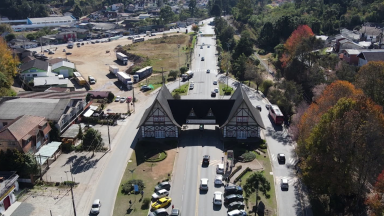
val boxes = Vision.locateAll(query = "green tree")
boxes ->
[168,70,178,79]
[107,92,115,103]
[355,61,384,107]
[160,6,175,24]
[5,33,15,42]
[0,38,19,96]
[188,0,197,17]
[180,66,188,74]
[0,24,13,34]
[0,149,38,178]
[243,172,271,205]
[192,24,199,33]
[77,124,84,140]
[73,4,83,17]
[232,30,254,59]
[231,53,247,79]
[83,128,103,156]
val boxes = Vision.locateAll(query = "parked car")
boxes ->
[207,69,210,73]
[155,182,171,191]
[213,80,217,85]
[115,96,121,102]
[152,189,169,199]
[88,76,96,84]
[148,208,169,216]
[227,209,247,216]
[202,155,210,164]
[200,178,209,190]
[90,199,101,214]
[213,191,223,205]
[216,164,224,174]
[189,83,194,89]
[48,51,55,54]
[91,41,95,44]
[120,97,126,103]
[214,88,219,93]
[151,197,172,210]
[141,85,152,91]
[225,194,244,204]
[211,91,216,97]
[170,208,180,216]
[227,201,245,211]
[224,185,243,195]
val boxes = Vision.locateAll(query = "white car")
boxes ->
[200,178,209,190]
[281,178,289,189]
[120,97,126,103]
[214,175,223,185]
[213,80,217,85]
[152,189,169,199]
[90,199,101,214]
[115,96,120,102]
[213,191,222,205]
[227,209,247,216]
[216,163,224,174]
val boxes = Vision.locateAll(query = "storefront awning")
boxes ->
[34,141,62,165]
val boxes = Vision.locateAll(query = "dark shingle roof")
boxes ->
[20,59,49,72]
[357,51,384,61]
[137,84,264,129]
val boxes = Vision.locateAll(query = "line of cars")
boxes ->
[149,182,180,216]
[200,155,247,216]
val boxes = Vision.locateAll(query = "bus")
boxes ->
[269,104,284,125]
[133,38,144,43]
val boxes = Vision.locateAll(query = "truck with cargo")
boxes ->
[109,65,119,76]
[182,70,194,81]
[133,66,153,82]
[116,52,128,65]
[116,72,133,90]
[73,72,86,85]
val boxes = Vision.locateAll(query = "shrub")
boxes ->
[121,179,145,194]
[234,167,251,183]
[242,152,256,162]
[146,151,167,162]
[62,143,74,153]
[228,165,242,179]
[75,144,83,152]
[259,144,267,149]
[141,198,151,210]
[262,80,273,95]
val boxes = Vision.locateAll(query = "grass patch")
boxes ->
[172,82,189,96]
[113,141,177,216]
[140,74,164,92]
[125,34,189,72]
[219,82,234,96]
[255,155,277,215]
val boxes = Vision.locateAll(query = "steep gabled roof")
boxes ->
[357,50,384,61]
[221,86,264,129]
[137,84,180,128]
[20,59,48,72]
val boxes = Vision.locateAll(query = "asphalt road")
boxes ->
[169,18,229,216]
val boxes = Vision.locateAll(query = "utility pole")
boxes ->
[107,121,111,150]
[177,44,180,89]
[226,42,231,88]
[69,164,77,216]
[132,86,135,111]
[161,67,164,84]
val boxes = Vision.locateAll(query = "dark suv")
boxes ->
[224,194,244,204]
[203,155,210,164]
[227,201,245,211]
[224,185,243,195]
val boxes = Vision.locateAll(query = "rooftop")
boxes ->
[0,115,46,141]
[60,124,81,138]
[0,98,70,121]
[52,61,75,70]
[28,16,75,23]
[34,76,73,87]
[20,59,49,72]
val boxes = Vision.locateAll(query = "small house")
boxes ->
[51,61,76,78]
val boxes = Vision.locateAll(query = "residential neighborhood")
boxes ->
[1,0,384,216]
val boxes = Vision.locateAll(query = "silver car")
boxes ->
[90,199,101,214]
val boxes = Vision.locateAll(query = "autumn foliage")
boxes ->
[0,37,19,96]
[365,170,384,216]
[356,61,384,107]
[280,25,314,68]
[297,80,363,146]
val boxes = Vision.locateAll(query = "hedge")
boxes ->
[121,179,145,194]
[228,165,242,180]
[141,198,151,210]
[234,167,251,183]
[146,150,167,162]
[242,152,256,162]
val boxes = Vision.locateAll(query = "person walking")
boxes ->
[172,205,174,209]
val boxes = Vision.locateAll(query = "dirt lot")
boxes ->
[46,32,185,113]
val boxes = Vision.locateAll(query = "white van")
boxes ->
[216,163,224,174]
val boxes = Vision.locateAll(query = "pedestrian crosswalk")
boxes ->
[270,154,298,166]
[274,176,298,186]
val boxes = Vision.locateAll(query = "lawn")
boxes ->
[246,154,277,216]
[172,82,189,96]
[219,82,234,96]
[113,140,177,216]
[125,34,190,72]
[138,74,165,93]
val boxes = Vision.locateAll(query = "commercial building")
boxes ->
[10,16,77,30]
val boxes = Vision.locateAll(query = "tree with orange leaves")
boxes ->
[280,25,323,68]
[366,169,384,216]
[0,37,19,96]
[297,80,363,147]
[298,95,384,214]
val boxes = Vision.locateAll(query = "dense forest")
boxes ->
[211,0,384,215]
